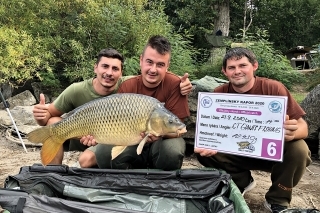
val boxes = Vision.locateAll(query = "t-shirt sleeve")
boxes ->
[53,84,77,113]
[164,80,190,121]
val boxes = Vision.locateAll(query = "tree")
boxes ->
[213,0,230,37]
[0,26,53,86]
[231,0,320,52]
[0,0,196,88]
[241,0,255,39]
[162,0,218,61]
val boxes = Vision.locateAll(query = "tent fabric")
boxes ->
[2,164,251,213]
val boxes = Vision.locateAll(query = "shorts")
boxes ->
[63,139,97,153]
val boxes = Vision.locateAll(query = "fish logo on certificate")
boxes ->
[268,101,282,113]
[201,96,213,108]
[237,141,255,152]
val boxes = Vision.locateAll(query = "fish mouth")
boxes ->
[176,125,187,136]
[164,125,187,137]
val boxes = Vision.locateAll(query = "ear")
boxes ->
[253,62,259,72]
[221,68,227,77]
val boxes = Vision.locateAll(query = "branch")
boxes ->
[243,1,247,39]
[245,1,254,32]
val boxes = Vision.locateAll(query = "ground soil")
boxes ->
[0,127,319,212]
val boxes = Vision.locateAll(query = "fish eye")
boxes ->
[169,119,173,124]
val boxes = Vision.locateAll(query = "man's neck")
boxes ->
[142,78,162,89]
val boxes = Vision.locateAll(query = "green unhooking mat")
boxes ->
[1,164,251,213]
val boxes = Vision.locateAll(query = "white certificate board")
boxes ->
[195,92,288,162]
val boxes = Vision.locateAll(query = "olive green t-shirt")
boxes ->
[54,76,130,113]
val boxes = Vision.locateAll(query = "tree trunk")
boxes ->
[210,0,230,62]
[213,0,230,36]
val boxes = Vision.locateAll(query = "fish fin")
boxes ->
[27,126,64,166]
[27,127,49,144]
[111,146,127,160]
[41,137,64,166]
[136,134,149,155]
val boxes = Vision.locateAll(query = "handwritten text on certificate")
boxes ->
[195,92,288,162]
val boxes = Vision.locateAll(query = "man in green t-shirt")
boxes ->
[33,48,192,167]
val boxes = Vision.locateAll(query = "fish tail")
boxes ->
[27,127,65,166]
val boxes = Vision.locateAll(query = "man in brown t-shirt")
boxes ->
[93,35,190,171]
[195,47,311,213]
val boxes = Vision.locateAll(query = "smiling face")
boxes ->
[140,46,170,88]
[94,56,122,91]
[222,56,258,93]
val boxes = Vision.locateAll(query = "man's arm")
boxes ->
[33,93,64,126]
[179,73,192,96]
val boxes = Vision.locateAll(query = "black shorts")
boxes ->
[63,139,89,152]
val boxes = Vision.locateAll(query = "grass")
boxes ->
[291,92,307,104]
[289,68,320,103]
[302,69,320,91]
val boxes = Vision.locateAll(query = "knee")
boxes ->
[79,150,96,168]
[284,139,311,166]
[46,117,62,125]
[164,138,185,158]
[153,138,185,170]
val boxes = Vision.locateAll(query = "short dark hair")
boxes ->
[96,48,124,70]
[222,47,257,70]
[143,35,171,56]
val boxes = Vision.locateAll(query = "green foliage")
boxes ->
[123,56,141,76]
[291,92,307,104]
[230,0,320,53]
[0,26,53,86]
[0,0,197,89]
[239,30,305,90]
[310,44,320,70]
[195,30,305,90]
[162,0,217,61]
[167,34,197,79]
[303,68,320,91]
[195,48,227,80]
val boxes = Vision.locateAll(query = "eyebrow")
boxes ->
[146,59,166,66]
[102,63,118,67]
[112,65,120,70]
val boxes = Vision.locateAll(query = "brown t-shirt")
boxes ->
[117,72,190,120]
[214,76,305,120]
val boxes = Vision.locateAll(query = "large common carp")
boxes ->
[27,93,187,166]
